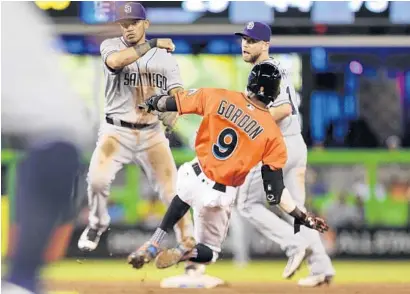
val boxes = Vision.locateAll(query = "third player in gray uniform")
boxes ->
[77,2,219,287]
[234,22,335,287]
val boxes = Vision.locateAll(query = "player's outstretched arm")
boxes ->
[154,87,184,132]
[138,94,177,112]
[269,104,292,121]
[261,165,329,234]
[106,38,176,70]
[140,88,209,116]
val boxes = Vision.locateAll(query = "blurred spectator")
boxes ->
[406,183,410,200]
[352,177,386,202]
[306,167,328,197]
[325,192,365,229]
[387,176,409,202]
[107,199,126,224]
[386,135,402,150]
[344,119,380,148]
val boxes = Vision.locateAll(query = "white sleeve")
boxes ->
[100,38,119,62]
[165,54,183,92]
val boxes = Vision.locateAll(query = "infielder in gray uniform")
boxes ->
[77,2,211,284]
[234,22,335,287]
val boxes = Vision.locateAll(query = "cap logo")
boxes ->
[247,22,254,30]
[124,4,132,13]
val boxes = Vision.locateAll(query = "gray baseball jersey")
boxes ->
[265,58,301,137]
[101,37,183,124]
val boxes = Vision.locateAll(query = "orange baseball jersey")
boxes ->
[175,88,288,187]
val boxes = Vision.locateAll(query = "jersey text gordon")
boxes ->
[217,100,264,140]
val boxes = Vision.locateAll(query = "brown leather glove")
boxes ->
[293,210,329,234]
[302,213,329,233]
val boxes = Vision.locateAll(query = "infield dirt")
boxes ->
[46,280,410,294]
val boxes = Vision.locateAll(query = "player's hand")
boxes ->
[137,101,153,113]
[138,95,160,113]
[158,112,178,133]
[299,212,329,233]
[156,38,176,52]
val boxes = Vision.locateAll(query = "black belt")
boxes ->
[192,162,226,193]
[106,117,151,130]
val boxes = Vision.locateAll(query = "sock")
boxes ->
[150,195,190,245]
[188,244,215,263]
[160,195,190,233]
[150,228,167,245]
[7,141,80,293]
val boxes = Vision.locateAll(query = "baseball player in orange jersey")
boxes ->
[77,2,212,284]
[234,22,335,286]
[127,62,329,273]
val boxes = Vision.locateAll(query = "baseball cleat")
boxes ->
[128,241,160,269]
[78,226,106,252]
[282,248,309,279]
[155,236,196,269]
[298,274,333,287]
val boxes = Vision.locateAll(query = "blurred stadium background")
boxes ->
[2,1,410,292]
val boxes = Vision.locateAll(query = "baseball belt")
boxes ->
[192,162,226,193]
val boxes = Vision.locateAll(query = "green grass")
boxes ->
[42,259,410,284]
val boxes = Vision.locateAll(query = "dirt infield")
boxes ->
[46,281,410,294]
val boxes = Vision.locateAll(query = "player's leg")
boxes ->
[156,201,229,289]
[281,136,335,285]
[151,205,228,270]
[78,124,132,251]
[134,129,195,262]
[3,141,80,294]
[127,160,197,268]
[154,171,231,288]
[236,163,309,278]
[229,208,250,267]
[281,165,335,285]
[128,159,225,288]
[187,205,231,264]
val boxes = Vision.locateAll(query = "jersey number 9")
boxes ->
[212,128,238,160]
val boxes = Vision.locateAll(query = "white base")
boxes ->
[160,274,225,289]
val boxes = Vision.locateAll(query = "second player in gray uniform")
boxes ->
[77,2,218,286]
[234,22,335,287]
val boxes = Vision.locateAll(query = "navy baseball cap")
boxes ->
[235,21,271,42]
[115,2,147,22]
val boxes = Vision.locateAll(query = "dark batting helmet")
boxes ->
[247,62,281,106]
